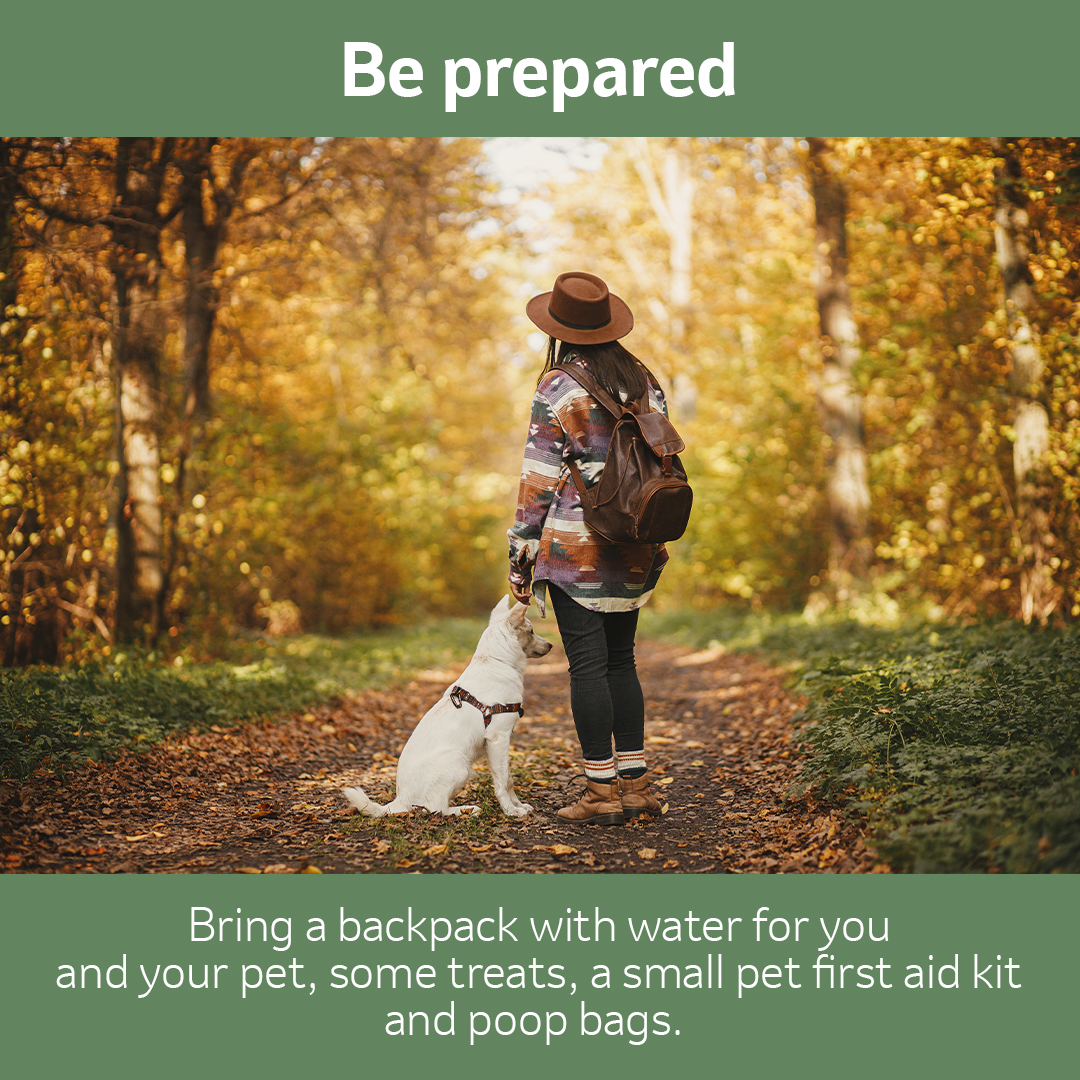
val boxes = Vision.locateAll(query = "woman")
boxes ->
[507,271,668,826]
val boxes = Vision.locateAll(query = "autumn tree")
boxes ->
[157,138,316,630]
[157,137,516,634]
[990,138,1056,623]
[0,138,43,662]
[1,138,517,660]
[107,138,176,640]
[805,137,872,588]
[0,139,116,661]
[627,137,696,416]
[834,137,1080,623]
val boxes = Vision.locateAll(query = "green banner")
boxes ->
[4,0,1078,133]
[3,875,1076,1075]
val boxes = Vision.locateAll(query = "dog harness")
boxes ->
[449,685,524,727]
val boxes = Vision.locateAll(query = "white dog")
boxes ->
[343,596,552,818]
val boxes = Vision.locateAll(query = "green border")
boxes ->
[3,875,1076,1075]
[5,1,1079,1074]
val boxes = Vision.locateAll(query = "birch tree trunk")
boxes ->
[806,137,871,586]
[990,138,1056,624]
[629,136,696,418]
[111,137,172,641]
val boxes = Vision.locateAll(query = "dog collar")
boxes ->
[449,685,524,727]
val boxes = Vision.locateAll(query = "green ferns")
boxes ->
[642,608,1080,873]
[0,617,486,780]
[792,624,1080,873]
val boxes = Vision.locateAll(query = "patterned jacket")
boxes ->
[507,359,668,617]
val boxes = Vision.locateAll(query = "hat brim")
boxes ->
[526,290,635,344]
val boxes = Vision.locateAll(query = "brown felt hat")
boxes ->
[526,271,634,344]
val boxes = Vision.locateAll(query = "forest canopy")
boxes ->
[2,136,1078,665]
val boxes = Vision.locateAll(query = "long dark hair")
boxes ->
[538,337,651,403]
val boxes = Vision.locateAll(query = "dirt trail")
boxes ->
[1,640,877,874]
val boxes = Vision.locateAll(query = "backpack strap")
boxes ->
[566,458,590,498]
[560,362,685,485]
[559,361,644,419]
[560,362,633,499]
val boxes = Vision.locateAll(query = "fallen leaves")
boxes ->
[1,640,877,876]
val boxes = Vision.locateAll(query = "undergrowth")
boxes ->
[8,600,1078,875]
[643,607,1080,873]
[0,617,486,780]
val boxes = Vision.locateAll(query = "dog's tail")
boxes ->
[342,786,389,817]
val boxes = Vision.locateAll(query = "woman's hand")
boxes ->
[509,580,532,605]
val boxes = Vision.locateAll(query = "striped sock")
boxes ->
[583,756,616,782]
[616,748,647,779]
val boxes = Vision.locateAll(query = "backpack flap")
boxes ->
[635,411,685,462]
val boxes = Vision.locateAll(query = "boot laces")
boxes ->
[563,772,588,795]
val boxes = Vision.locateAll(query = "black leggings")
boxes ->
[547,583,645,765]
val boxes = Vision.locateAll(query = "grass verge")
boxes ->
[642,607,1080,873]
[0,617,487,781]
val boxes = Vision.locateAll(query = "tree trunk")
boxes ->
[629,136,697,418]
[1,140,56,664]
[157,138,244,629]
[111,137,172,642]
[178,138,225,424]
[990,138,1056,624]
[0,139,19,318]
[806,137,871,586]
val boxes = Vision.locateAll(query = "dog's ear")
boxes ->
[507,601,527,625]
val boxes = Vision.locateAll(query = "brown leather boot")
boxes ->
[557,778,624,826]
[620,773,663,821]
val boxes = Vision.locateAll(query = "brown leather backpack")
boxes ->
[560,362,693,545]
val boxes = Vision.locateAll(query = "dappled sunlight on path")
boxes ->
[2,641,878,874]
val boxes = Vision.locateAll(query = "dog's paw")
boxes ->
[505,803,532,817]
